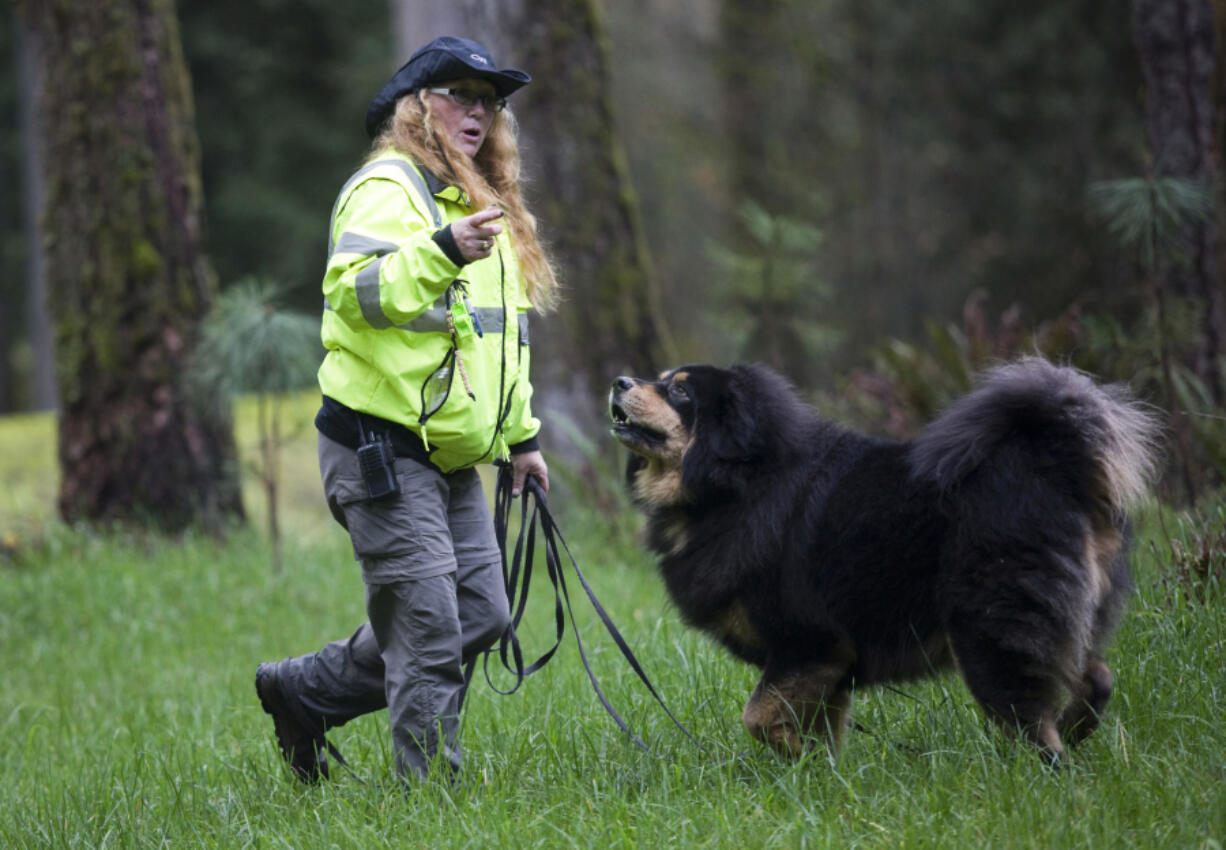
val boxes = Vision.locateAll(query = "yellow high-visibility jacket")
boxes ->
[318,152,539,472]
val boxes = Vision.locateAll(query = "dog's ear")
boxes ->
[681,364,782,497]
[706,366,775,459]
[682,363,814,499]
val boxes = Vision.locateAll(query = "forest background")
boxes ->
[1,0,1225,517]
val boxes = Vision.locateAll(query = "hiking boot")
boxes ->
[255,662,331,783]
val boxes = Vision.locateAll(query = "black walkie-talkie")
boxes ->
[357,426,400,502]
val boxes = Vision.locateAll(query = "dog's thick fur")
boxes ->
[609,358,1160,763]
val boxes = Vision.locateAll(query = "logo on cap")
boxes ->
[470,53,489,65]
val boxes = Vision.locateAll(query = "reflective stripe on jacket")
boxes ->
[318,152,538,472]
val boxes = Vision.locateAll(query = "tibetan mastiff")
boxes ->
[609,358,1160,764]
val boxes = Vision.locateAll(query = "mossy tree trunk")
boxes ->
[15,0,244,531]
[1136,0,1226,402]
[487,0,675,398]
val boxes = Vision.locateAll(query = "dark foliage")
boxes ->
[176,0,391,314]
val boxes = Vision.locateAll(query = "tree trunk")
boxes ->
[15,0,244,531]
[16,17,57,412]
[389,0,467,60]
[1135,0,1226,400]
[442,0,676,445]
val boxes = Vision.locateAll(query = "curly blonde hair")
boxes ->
[371,92,559,313]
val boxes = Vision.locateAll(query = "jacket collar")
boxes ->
[421,166,447,195]
[420,166,468,206]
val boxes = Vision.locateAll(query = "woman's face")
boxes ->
[425,78,500,159]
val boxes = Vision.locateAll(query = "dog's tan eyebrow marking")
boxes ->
[657,369,672,381]
[672,371,690,383]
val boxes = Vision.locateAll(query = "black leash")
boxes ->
[475,465,704,752]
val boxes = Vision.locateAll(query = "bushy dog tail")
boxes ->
[908,357,1162,513]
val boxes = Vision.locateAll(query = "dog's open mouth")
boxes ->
[610,399,667,446]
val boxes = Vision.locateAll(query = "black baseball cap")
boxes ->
[365,36,531,138]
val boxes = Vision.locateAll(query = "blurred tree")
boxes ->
[1,8,54,414]
[14,16,55,412]
[175,0,389,315]
[603,0,725,361]
[390,0,466,57]
[1089,175,1220,499]
[1134,0,1225,402]
[15,0,244,530]
[462,0,676,431]
[718,0,831,224]
[716,0,844,380]
[0,11,19,411]
[706,201,842,372]
[737,0,1144,377]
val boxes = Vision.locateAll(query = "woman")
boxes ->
[255,36,558,784]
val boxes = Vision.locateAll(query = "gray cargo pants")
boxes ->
[274,434,511,781]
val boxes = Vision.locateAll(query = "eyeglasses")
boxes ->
[426,87,507,113]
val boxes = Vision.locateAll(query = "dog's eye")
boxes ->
[669,383,690,402]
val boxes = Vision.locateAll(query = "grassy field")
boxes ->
[1,402,1224,848]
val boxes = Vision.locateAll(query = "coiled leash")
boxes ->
[473,465,703,752]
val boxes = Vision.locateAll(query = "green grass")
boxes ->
[1,404,1224,848]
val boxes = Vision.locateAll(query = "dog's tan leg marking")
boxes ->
[1028,714,1065,765]
[742,666,851,759]
[974,699,1065,765]
[1057,655,1113,746]
[949,643,1070,766]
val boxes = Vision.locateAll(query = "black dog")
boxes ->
[609,358,1160,763]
